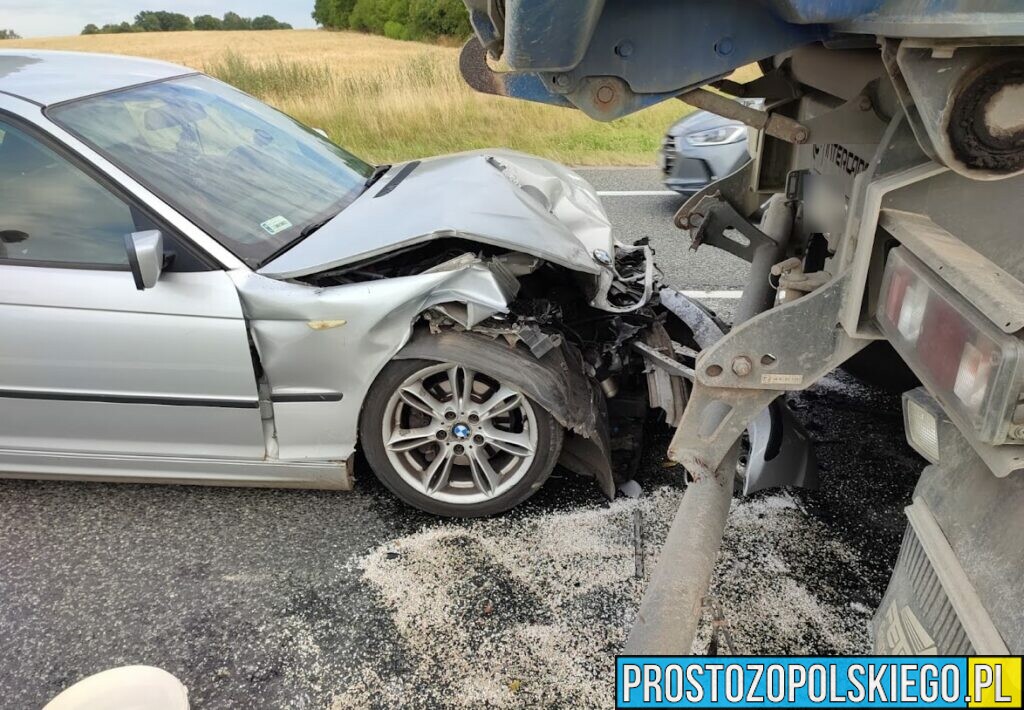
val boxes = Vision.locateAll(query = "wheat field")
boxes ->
[5,29,750,165]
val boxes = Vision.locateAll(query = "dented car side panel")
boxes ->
[229,260,518,460]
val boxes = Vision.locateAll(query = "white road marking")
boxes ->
[679,289,743,299]
[596,190,678,196]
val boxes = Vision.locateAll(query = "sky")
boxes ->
[3,1,317,38]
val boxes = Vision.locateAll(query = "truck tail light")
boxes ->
[876,248,1024,444]
[896,277,927,342]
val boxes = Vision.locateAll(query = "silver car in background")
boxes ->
[659,107,755,195]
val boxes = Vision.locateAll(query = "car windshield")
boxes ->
[50,75,373,266]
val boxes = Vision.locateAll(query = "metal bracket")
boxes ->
[713,66,801,101]
[463,0,506,58]
[674,159,761,228]
[679,88,810,144]
[669,385,780,480]
[695,274,856,390]
[459,38,574,109]
[682,81,885,147]
[667,275,868,477]
[800,90,888,145]
[678,196,780,263]
[461,0,824,121]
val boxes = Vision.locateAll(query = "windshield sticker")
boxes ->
[260,215,293,235]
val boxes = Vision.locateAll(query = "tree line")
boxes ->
[312,0,471,42]
[0,29,21,39]
[81,10,292,35]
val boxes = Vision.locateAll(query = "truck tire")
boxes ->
[842,340,920,393]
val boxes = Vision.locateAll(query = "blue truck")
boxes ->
[460,0,1024,655]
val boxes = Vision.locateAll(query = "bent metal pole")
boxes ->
[625,195,794,653]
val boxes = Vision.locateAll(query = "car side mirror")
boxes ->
[125,230,164,290]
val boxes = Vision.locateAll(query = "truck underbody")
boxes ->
[459,0,1024,654]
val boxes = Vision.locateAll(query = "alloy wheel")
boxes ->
[381,363,539,504]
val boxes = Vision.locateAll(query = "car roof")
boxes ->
[0,50,192,107]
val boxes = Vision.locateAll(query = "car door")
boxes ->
[0,114,266,460]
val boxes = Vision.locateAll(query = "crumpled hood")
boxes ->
[259,149,613,279]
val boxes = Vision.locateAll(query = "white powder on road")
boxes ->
[332,486,681,707]
[693,492,873,655]
[331,483,874,707]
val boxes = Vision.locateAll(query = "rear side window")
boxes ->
[0,118,137,266]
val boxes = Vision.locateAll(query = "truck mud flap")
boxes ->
[745,399,818,495]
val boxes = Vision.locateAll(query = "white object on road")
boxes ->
[679,289,742,299]
[596,190,678,196]
[44,666,188,710]
[618,479,644,498]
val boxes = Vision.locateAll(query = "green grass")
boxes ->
[205,50,334,99]
[207,49,694,165]
[9,30,749,165]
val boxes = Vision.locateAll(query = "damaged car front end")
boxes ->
[255,148,812,514]
[252,148,689,511]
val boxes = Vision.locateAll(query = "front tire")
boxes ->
[360,358,564,517]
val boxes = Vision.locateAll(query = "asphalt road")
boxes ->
[0,169,921,708]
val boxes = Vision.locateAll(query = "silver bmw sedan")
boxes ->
[0,50,801,516]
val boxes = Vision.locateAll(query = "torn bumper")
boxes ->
[590,243,656,313]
